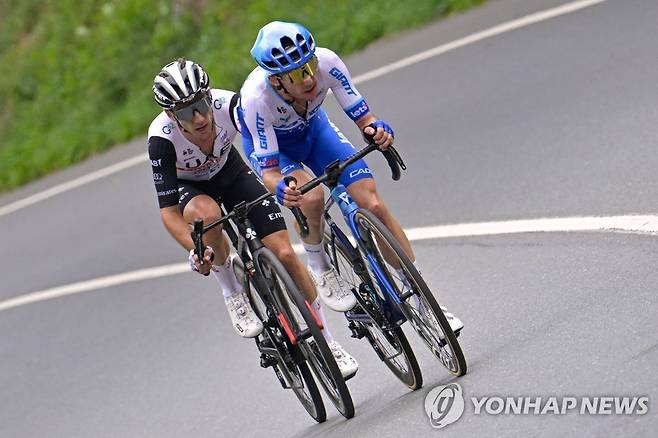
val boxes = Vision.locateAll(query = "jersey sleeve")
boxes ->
[229,92,240,132]
[147,136,180,208]
[320,48,371,122]
[240,94,281,170]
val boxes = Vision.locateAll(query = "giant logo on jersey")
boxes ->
[329,67,357,96]
[256,113,268,149]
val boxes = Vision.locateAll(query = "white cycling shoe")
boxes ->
[413,295,464,334]
[439,304,464,334]
[328,340,359,379]
[224,290,263,338]
[308,267,357,312]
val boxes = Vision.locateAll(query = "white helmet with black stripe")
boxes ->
[153,58,209,109]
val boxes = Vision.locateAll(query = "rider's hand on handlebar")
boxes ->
[363,120,394,150]
[276,178,302,208]
[189,246,214,276]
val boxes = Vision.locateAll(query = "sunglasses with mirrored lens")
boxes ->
[283,56,319,85]
[173,95,212,121]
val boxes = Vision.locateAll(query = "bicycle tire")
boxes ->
[254,250,355,419]
[324,230,422,390]
[354,209,467,377]
[233,256,327,422]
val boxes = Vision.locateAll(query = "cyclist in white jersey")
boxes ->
[239,22,463,333]
[148,58,358,377]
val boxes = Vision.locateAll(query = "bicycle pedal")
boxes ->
[347,321,367,339]
[260,354,277,369]
[345,306,367,318]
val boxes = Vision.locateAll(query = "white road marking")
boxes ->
[1,214,656,312]
[0,0,608,218]
[351,0,608,85]
[0,154,149,217]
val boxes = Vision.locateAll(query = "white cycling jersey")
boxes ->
[147,89,239,182]
[239,47,369,161]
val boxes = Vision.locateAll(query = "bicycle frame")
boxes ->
[324,184,407,329]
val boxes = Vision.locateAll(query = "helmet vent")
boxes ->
[296,33,310,56]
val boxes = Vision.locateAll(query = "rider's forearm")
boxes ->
[355,113,377,131]
[160,206,195,251]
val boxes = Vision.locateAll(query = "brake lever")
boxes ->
[382,145,406,181]
[283,176,309,238]
[192,219,210,276]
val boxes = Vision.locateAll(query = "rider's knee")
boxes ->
[362,195,388,219]
[273,243,296,266]
[184,199,221,226]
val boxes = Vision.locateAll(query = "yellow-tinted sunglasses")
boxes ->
[282,56,319,84]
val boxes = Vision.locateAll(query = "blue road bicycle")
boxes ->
[294,142,467,389]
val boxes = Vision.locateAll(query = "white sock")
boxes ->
[211,256,242,298]
[312,297,334,343]
[303,241,331,273]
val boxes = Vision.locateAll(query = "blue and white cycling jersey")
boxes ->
[239,47,371,174]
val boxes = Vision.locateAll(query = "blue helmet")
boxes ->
[251,21,316,74]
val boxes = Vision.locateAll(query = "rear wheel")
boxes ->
[324,229,422,390]
[255,250,355,419]
[354,210,467,377]
[233,256,327,422]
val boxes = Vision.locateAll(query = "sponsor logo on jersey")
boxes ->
[281,164,299,174]
[347,99,369,121]
[157,188,177,196]
[214,96,226,110]
[152,172,163,181]
[349,168,372,178]
[329,67,357,96]
[151,159,162,167]
[276,106,287,114]
[162,123,173,135]
[184,158,203,168]
[256,113,268,149]
[258,155,279,168]
[268,212,283,221]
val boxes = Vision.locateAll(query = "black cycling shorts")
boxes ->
[177,148,286,239]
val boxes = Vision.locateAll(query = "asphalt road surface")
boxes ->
[1,0,657,436]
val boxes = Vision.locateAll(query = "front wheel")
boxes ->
[255,250,355,419]
[233,256,327,422]
[354,209,467,377]
[324,229,422,390]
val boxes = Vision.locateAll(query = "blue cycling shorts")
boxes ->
[240,108,373,187]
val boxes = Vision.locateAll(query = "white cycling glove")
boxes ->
[189,246,214,275]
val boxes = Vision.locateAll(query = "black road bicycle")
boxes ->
[191,193,354,422]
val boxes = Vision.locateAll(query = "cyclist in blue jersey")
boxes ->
[239,21,463,333]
